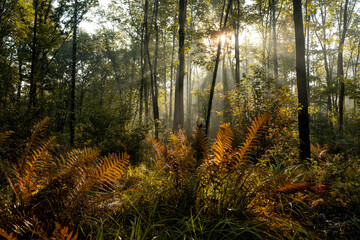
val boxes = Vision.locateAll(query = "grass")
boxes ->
[1,117,360,239]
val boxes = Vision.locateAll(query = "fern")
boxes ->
[0,228,18,240]
[93,152,130,189]
[0,118,131,237]
[51,222,78,240]
[235,113,270,165]
[20,116,51,169]
[148,130,196,187]
[210,123,234,166]
[0,130,14,145]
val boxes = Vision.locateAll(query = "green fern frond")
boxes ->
[235,113,270,165]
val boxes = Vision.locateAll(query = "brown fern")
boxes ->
[235,113,270,165]
[20,117,51,168]
[1,118,131,236]
[93,152,130,189]
[149,131,196,186]
[210,123,234,166]
[51,222,78,240]
[0,130,14,145]
[0,228,18,240]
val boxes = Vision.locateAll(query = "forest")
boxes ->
[0,0,360,239]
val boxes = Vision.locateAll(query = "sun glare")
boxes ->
[220,34,226,44]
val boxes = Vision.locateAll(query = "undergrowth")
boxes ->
[0,116,359,239]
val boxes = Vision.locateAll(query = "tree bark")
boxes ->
[29,0,39,109]
[173,0,187,132]
[70,0,78,147]
[271,0,279,86]
[234,0,240,85]
[148,0,160,140]
[205,0,233,136]
[169,28,176,126]
[292,0,310,161]
[338,0,349,132]
[163,31,168,124]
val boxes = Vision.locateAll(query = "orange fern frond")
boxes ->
[58,148,101,170]
[0,228,18,240]
[20,117,51,167]
[94,152,130,188]
[235,113,270,165]
[51,222,78,240]
[147,136,168,162]
[210,123,234,165]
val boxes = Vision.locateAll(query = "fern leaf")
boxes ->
[148,136,168,161]
[235,113,269,165]
[0,228,18,240]
[93,152,130,189]
[20,117,51,167]
[0,130,14,145]
[52,222,78,240]
[210,123,234,165]
[195,125,209,161]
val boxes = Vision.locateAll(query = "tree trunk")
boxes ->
[292,0,310,161]
[234,0,240,85]
[144,0,149,121]
[17,55,23,100]
[305,0,310,82]
[70,0,78,147]
[149,0,160,140]
[205,0,233,136]
[29,0,39,109]
[169,28,176,126]
[338,0,349,132]
[271,0,279,86]
[163,31,168,124]
[139,12,145,124]
[173,0,187,132]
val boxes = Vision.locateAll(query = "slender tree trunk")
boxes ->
[186,60,192,130]
[338,0,349,132]
[163,32,168,124]
[144,0,149,121]
[139,15,145,124]
[234,0,240,85]
[186,5,194,131]
[271,0,279,86]
[169,28,176,125]
[173,0,187,132]
[17,56,23,100]
[205,0,233,135]
[29,0,39,109]
[292,0,310,161]
[70,0,78,147]
[305,0,310,82]
[148,0,160,140]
